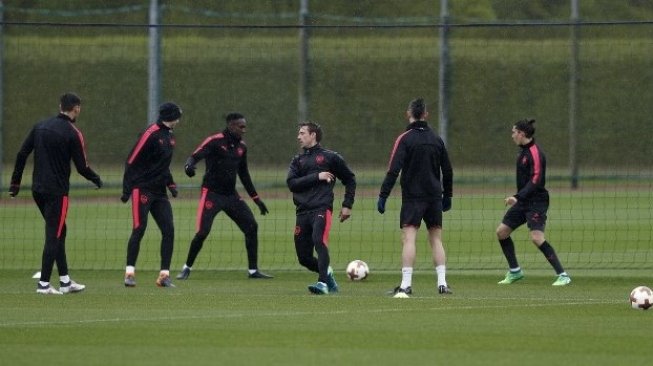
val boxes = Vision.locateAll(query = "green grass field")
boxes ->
[1,269,651,366]
[2,169,652,365]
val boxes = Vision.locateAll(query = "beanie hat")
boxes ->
[158,102,182,122]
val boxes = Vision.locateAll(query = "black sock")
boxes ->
[499,237,519,269]
[538,241,565,274]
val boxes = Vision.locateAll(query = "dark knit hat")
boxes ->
[158,102,182,122]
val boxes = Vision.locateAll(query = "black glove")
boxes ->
[377,196,387,214]
[442,196,452,212]
[120,192,130,203]
[91,176,103,189]
[9,184,20,197]
[254,198,269,215]
[168,185,178,198]
[184,157,196,177]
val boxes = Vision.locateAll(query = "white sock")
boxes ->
[59,275,70,284]
[39,281,49,287]
[248,269,257,274]
[435,265,446,287]
[510,267,521,273]
[160,270,170,276]
[400,267,413,289]
[126,266,135,274]
[183,264,191,270]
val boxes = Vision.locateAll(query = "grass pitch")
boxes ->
[1,269,651,366]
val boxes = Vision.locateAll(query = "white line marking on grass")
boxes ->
[0,298,623,328]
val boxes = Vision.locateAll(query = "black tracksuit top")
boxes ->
[287,144,356,214]
[11,113,100,195]
[514,139,548,202]
[380,120,453,202]
[189,128,258,197]
[122,121,176,196]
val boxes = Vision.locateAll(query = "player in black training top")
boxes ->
[496,118,571,286]
[10,92,103,295]
[287,122,356,295]
[176,112,272,280]
[121,102,181,288]
[377,98,453,298]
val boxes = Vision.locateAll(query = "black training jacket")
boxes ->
[11,113,100,195]
[380,120,453,202]
[287,144,356,214]
[122,121,176,196]
[514,139,548,202]
[188,129,259,197]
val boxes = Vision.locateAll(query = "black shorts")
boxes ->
[400,200,442,229]
[502,200,548,231]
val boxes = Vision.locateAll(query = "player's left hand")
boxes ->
[339,207,351,222]
[254,198,269,215]
[168,184,178,198]
[91,176,103,189]
[442,196,452,212]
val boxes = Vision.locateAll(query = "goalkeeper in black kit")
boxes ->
[176,112,273,280]
[9,92,102,295]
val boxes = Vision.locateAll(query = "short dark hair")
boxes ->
[60,93,81,112]
[514,118,536,138]
[226,112,245,124]
[299,121,322,142]
[408,98,426,119]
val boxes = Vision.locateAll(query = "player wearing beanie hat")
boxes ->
[158,102,182,122]
[120,101,182,288]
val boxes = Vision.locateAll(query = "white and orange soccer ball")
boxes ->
[629,286,653,310]
[346,260,369,281]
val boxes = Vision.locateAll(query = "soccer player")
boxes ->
[176,112,272,280]
[378,98,453,298]
[496,118,571,286]
[9,92,103,295]
[287,122,356,295]
[121,102,181,288]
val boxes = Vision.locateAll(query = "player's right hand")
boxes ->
[377,196,386,214]
[120,192,130,203]
[8,184,19,197]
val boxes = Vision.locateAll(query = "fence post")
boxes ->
[0,0,4,188]
[569,0,580,188]
[148,0,161,125]
[298,0,310,123]
[438,0,451,145]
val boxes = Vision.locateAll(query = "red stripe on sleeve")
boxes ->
[529,145,542,184]
[386,130,410,171]
[70,124,89,167]
[127,124,160,164]
[192,133,224,155]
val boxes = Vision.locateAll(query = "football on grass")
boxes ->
[346,260,369,281]
[629,286,653,310]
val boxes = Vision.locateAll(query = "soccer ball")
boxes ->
[629,286,653,310]
[346,260,369,281]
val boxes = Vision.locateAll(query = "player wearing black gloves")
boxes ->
[121,102,181,288]
[9,93,102,295]
[378,98,453,298]
[176,112,273,280]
